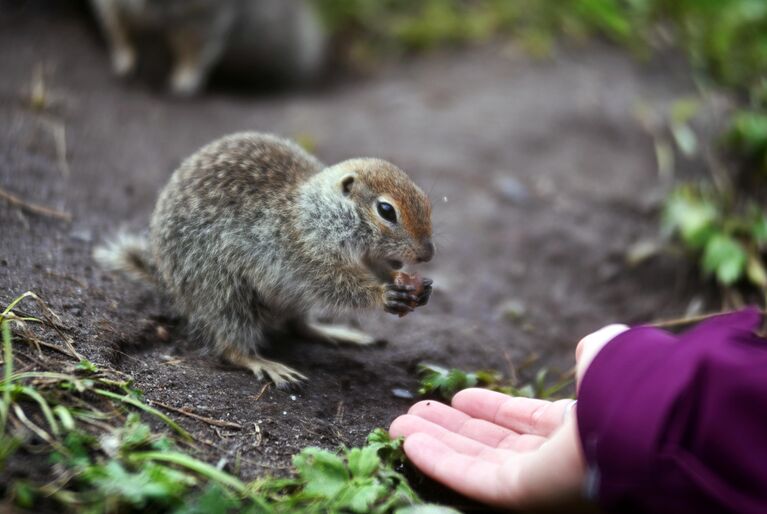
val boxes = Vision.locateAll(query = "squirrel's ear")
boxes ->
[341,174,355,196]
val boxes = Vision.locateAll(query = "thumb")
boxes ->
[575,324,629,387]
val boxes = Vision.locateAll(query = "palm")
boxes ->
[389,388,585,509]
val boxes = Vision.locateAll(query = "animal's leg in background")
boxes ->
[90,0,136,76]
[167,14,231,96]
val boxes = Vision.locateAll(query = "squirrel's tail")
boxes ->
[93,232,158,284]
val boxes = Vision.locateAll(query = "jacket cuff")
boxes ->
[576,309,761,508]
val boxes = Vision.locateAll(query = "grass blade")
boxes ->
[1,319,13,433]
[19,386,59,435]
[128,451,247,494]
[93,389,192,441]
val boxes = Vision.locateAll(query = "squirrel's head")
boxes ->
[328,158,433,276]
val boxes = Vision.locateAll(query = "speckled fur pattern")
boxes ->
[140,132,432,363]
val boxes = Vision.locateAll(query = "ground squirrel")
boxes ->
[95,132,434,386]
[89,0,325,95]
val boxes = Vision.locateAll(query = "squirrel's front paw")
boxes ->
[385,274,433,317]
[384,282,419,316]
[416,278,433,307]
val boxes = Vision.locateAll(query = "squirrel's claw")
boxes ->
[385,302,414,315]
[415,281,433,307]
[384,284,416,315]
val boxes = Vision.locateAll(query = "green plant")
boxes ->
[417,363,572,402]
[725,110,767,175]
[0,292,456,513]
[663,185,767,290]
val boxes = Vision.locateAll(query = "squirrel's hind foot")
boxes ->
[224,348,306,388]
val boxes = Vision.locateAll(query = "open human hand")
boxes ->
[389,324,629,510]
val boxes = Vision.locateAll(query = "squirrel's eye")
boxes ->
[376,201,397,224]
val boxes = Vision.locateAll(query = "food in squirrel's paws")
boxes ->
[392,271,425,317]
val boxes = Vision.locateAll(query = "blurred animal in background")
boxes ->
[89,0,326,95]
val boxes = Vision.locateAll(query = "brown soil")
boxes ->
[1,3,703,510]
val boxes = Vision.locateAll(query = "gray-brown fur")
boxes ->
[90,0,325,95]
[96,132,433,385]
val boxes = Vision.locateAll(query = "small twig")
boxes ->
[649,309,767,329]
[46,118,70,178]
[148,400,242,429]
[252,382,270,402]
[251,422,262,448]
[2,313,78,360]
[0,187,71,221]
[39,468,80,498]
[334,401,344,424]
[11,306,72,333]
[13,404,58,448]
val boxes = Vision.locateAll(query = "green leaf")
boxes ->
[702,234,748,285]
[672,122,698,157]
[118,414,153,450]
[751,214,767,244]
[76,359,99,373]
[12,481,36,509]
[342,481,386,513]
[417,363,478,400]
[85,460,193,508]
[366,428,392,446]
[725,111,767,166]
[663,189,718,249]
[173,484,242,514]
[53,405,76,432]
[128,451,246,494]
[347,446,380,478]
[395,505,464,514]
[293,447,349,498]
[747,254,767,288]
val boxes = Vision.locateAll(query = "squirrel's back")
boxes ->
[149,133,323,300]
[95,133,323,288]
[154,132,322,220]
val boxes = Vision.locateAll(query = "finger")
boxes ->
[452,388,573,437]
[408,400,545,450]
[403,433,518,507]
[575,324,629,385]
[390,414,513,463]
[403,400,549,451]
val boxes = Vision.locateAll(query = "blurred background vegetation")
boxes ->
[313,0,767,304]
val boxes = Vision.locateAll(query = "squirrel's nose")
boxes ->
[416,239,434,263]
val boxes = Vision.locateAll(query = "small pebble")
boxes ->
[494,175,530,205]
[391,388,414,399]
[69,226,93,243]
[290,395,297,401]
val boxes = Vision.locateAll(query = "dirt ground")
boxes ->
[1,3,704,509]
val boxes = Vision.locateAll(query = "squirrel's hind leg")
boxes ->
[295,321,377,346]
[223,346,306,388]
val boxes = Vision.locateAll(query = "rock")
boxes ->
[494,175,530,205]
[391,388,414,399]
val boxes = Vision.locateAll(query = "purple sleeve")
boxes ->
[577,308,767,514]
